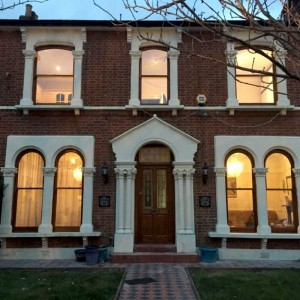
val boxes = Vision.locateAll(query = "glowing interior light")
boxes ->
[73,168,82,181]
[55,65,61,71]
[227,158,243,177]
[70,158,76,165]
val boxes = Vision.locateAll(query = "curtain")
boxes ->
[15,152,44,228]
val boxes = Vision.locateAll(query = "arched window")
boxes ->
[140,48,169,105]
[35,47,74,104]
[53,151,83,232]
[226,151,257,232]
[265,151,298,233]
[13,151,44,232]
[236,49,276,104]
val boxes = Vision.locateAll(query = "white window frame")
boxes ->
[225,31,291,113]
[127,27,182,108]
[213,136,300,238]
[0,135,95,235]
[18,27,86,113]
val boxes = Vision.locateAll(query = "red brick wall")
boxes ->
[0,30,24,106]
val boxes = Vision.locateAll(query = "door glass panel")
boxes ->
[143,170,152,208]
[157,170,167,209]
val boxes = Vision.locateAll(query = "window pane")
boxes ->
[141,77,168,104]
[143,170,153,208]
[265,153,296,232]
[55,189,82,227]
[227,153,252,188]
[227,190,255,230]
[236,76,274,104]
[236,49,273,75]
[36,76,73,104]
[15,151,44,230]
[15,190,43,227]
[157,170,166,209]
[226,152,255,231]
[37,49,73,75]
[18,152,44,188]
[236,49,274,104]
[142,49,167,76]
[54,151,83,231]
[36,49,73,104]
[57,152,83,188]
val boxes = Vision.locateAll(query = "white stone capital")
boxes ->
[1,168,18,177]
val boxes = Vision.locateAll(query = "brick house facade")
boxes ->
[0,18,299,261]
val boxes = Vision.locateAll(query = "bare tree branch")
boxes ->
[0,0,48,11]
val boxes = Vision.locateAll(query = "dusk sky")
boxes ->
[0,0,282,20]
[0,0,134,20]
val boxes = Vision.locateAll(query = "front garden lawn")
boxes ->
[0,269,124,300]
[188,268,300,300]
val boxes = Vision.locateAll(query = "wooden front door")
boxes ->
[135,158,175,244]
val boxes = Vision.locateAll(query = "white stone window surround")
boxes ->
[110,115,199,253]
[0,135,96,235]
[127,27,182,108]
[225,30,292,113]
[18,27,86,111]
[212,136,300,238]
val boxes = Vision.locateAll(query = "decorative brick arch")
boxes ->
[110,115,199,253]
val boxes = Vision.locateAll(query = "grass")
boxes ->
[189,268,300,300]
[0,269,124,300]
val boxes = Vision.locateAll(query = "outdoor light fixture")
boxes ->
[101,163,109,184]
[202,162,209,185]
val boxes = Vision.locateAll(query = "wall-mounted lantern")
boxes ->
[202,162,209,185]
[101,163,109,184]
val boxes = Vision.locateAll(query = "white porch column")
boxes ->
[168,50,180,105]
[72,50,84,107]
[225,43,239,107]
[129,50,142,106]
[292,168,300,233]
[253,168,271,234]
[20,50,36,106]
[125,168,137,231]
[0,168,17,233]
[38,167,56,233]
[173,165,196,253]
[214,168,230,233]
[114,164,136,253]
[80,167,96,233]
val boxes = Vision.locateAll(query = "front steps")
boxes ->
[111,244,199,263]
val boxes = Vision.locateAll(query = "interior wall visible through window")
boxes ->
[236,49,275,104]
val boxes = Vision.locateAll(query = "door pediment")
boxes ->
[110,115,199,162]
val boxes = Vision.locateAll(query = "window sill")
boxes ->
[226,104,295,116]
[125,104,184,116]
[15,104,84,116]
[0,232,101,238]
[209,232,300,239]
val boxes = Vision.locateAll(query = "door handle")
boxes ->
[151,208,159,213]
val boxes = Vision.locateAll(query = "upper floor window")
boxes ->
[35,48,74,105]
[13,151,44,232]
[140,49,169,105]
[265,151,298,233]
[236,49,275,104]
[226,151,257,232]
[53,150,83,232]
